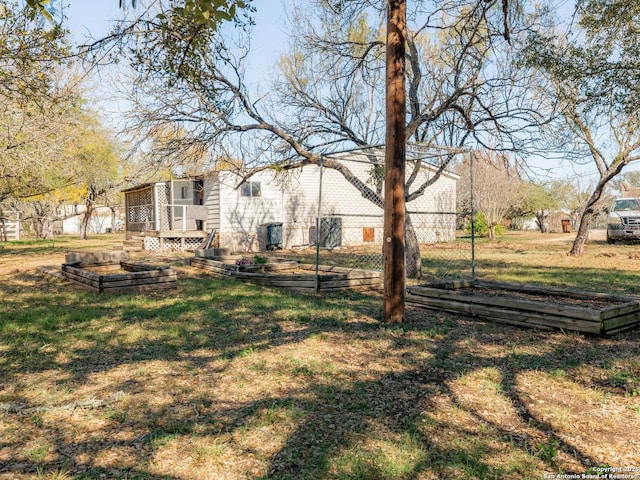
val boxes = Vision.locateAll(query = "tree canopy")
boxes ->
[0,1,76,202]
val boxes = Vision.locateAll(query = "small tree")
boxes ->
[515,181,564,233]
[64,113,123,240]
[458,151,526,241]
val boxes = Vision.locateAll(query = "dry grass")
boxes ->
[0,232,639,479]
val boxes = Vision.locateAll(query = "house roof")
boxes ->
[121,182,158,194]
[325,146,460,181]
[121,176,203,194]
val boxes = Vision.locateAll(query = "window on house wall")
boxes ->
[241,181,261,197]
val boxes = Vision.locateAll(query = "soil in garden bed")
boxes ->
[81,265,131,274]
[456,285,629,309]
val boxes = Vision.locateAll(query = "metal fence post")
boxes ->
[470,152,476,281]
[315,155,324,293]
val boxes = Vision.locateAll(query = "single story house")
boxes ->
[122,156,459,252]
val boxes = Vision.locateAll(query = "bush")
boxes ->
[466,212,504,238]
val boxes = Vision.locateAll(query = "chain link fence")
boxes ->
[293,145,473,283]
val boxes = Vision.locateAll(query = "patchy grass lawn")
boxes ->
[0,232,639,479]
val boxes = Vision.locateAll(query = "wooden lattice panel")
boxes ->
[144,237,161,251]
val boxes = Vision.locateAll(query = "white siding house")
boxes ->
[123,157,458,252]
[60,206,122,235]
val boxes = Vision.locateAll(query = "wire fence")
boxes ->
[293,145,473,283]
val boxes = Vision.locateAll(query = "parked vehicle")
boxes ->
[606,197,640,244]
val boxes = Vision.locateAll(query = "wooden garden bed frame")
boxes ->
[407,279,640,335]
[190,257,382,292]
[62,260,177,293]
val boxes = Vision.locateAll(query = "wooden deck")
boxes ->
[407,279,640,335]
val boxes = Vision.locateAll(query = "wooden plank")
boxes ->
[192,264,228,274]
[406,293,602,334]
[100,275,178,288]
[599,301,640,320]
[298,264,350,273]
[230,272,319,282]
[192,258,239,271]
[248,279,317,288]
[319,278,382,289]
[101,282,177,293]
[426,280,474,290]
[190,260,235,275]
[263,261,299,272]
[65,251,125,264]
[190,263,232,278]
[121,261,172,272]
[64,278,100,292]
[297,263,375,274]
[238,265,295,273]
[81,263,122,273]
[408,286,602,321]
[95,269,176,282]
[601,311,640,334]
[63,263,177,292]
[297,264,381,279]
[602,319,640,335]
[62,266,100,282]
[61,271,101,289]
[344,271,382,280]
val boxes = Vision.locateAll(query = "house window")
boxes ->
[241,181,261,197]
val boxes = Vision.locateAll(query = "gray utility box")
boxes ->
[262,222,283,250]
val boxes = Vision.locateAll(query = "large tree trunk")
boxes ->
[568,209,595,256]
[383,0,407,323]
[405,214,422,279]
[568,186,604,256]
[568,155,627,256]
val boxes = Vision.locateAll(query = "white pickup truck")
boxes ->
[606,197,640,244]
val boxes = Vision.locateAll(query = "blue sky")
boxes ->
[62,1,287,116]
[63,1,287,69]
[63,1,125,40]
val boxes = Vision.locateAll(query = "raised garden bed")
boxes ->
[190,257,381,292]
[407,279,640,335]
[61,251,176,293]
